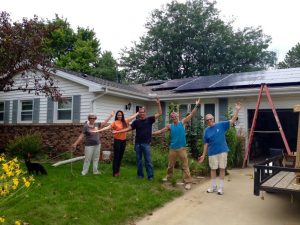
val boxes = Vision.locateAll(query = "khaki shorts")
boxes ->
[208,152,228,170]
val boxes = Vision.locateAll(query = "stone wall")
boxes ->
[0,124,123,158]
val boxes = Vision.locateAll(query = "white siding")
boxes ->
[93,95,146,123]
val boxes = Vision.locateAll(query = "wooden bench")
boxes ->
[254,155,300,196]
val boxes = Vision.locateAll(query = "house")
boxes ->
[1,67,300,161]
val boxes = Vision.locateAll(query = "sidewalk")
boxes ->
[136,168,300,225]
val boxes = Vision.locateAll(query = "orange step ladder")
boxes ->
[243,84,292,168]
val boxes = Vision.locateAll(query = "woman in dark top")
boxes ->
[72,112,114,175]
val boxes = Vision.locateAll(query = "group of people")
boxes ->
[72,96,241,194]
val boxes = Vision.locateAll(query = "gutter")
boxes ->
[90,87,108,112]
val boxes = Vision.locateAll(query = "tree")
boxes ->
[46,16,119,81]
[120,0,276,83]
[278,43,300,68]
[0,12,61,98]
[92,51,118,81]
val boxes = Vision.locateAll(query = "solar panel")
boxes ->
[174,68,300,92]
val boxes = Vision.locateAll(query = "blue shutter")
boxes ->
[72,95,81,123]
[219,98,228,121]
[47,98,54,123]
[4,100,10,124]
[33,98,40,124]
[12,100,18,124]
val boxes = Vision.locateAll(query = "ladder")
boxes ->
[243,84,292,168]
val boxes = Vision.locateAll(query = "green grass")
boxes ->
[1,162,182,225]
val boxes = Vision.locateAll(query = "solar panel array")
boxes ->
[174,68,300,92]
[152,77,195,90]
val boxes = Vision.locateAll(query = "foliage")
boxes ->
[120,0,276,83]
[0,11,61,99]
[91,51,118,81]
[122,144,168,169]
[278,42,300,68]
[5,132,43,159]
[0,154,34,224]
[1,162,181,225]
[46,15,119,81]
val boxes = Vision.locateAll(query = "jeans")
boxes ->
[113,139,126,175]
[134,143,153,179]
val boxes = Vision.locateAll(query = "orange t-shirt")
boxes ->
[111,119,129,140]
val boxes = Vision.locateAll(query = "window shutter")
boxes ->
[4,100,10,124]
[33,98,40,124]
[47,98,54,123]
[72,95,81,123]
[12,100,18,124]
[219,98,228,121]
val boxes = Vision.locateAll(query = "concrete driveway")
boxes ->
[136,168,300,225]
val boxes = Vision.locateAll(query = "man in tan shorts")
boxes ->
[198,102,241,195]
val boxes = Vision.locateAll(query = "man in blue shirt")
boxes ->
[153,98,201,190]
[198,102,241,195]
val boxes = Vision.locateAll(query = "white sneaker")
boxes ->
[185,183,191,190]
[217,188,224,195]
[93,171,101,175]
[207,186,217,193]
[81,172,87,176]
[162,177,169,182]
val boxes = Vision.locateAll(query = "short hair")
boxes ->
[88,113,97,119]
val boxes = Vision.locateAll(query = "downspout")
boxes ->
[90,87,108,112]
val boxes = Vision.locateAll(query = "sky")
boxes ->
[1,0,300,62]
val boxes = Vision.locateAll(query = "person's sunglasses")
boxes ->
[206,118,213,122]
[88,117,96,119]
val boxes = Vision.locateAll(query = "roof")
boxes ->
[54,67,300,100]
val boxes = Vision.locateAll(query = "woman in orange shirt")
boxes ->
[96,110,138,177]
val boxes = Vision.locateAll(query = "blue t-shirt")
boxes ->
[203,121,230,156]
[131,116,155,144]
[170,122,186,149]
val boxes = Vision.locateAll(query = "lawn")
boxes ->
[1,161,182,225]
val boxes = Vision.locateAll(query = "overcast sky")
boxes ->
[2,0,300,62]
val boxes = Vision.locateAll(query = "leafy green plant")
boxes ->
[6,132,43,158]
[122,144,168,169]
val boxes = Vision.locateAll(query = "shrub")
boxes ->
[122,144,168,169]
[6,132,43,158]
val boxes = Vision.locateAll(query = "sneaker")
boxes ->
[217,188,224,195]
[184,183,191,190]
[207,186,217,193]
[81,172,87,176]
[113,172,120,177]
[93,171,101,175]
[162,177,168,182]
[148,177,154,181]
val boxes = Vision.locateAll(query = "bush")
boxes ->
[226,127,244,168]
[6,132,43,159]
[122,144,168,169]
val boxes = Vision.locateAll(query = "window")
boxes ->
[21,100,33,121]
[0,102,4,121]
[57,97,72,120]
